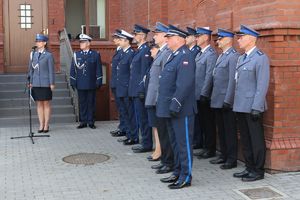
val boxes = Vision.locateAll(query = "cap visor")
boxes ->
[235,31,246,36]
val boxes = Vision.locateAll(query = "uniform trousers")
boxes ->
[197,100,216,152]
[236,112,266,175]
[111,88,126,132]
[78,89,96,125]
[167,115,194,183]
[214,108,237,163]
[132,97,152,149]
[156,117,174,168]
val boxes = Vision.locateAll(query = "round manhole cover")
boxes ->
[63,153,110,165]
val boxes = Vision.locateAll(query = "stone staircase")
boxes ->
[0,73,76,127]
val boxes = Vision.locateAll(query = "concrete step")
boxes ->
[0,114,76,127]
[0,97,73,108]
[0,89,70,99]
[0,105,74,117]
[0,73,66,83]
[0,82,69,91]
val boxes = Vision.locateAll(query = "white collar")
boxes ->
[159,43,167,51]
[117,46,121,51]
[123,46,131,52]
[201,44,210,53]
[245,46,256,56]
[189,45,196,51]
[38,48,45,53]
[222,47,231,54]
[138,42,146,49]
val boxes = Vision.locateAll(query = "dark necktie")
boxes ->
[243,54,247,61]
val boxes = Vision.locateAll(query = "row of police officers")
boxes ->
[70,22,270,189]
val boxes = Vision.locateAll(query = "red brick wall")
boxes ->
[48,0,65,72]
[113,0,300,172]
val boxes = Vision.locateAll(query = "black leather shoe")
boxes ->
[198,151,216,159]
[132,145,152,153]
[132,145,143,151]
[110,129,120,134]
[209,157,226,164]
[123,139,139,145]
[38,129,44,133]
[133,148,152,153]
[193,149,207,157]
[111,131,120,137]
[151,163,164,169]
[193,144,202,149]
[160,174,179,183]
[77,124,87,129]
[233,169,250,178]
[89,124,96,129]
[117,137,128,142]
[242,172,264,182]
[148,156,160,162]
[112,131,126,137]
[156,166,173,174]
[220,162,237,170]
[168,181,191,189]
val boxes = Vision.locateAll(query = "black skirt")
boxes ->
[31,87,52,101]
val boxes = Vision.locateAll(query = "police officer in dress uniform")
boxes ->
[209,28,239,169]
[185,27,201,59]
[29,34,55,133]
[157,25,196,189]
[185,26,203,150]
[114,30,138,145]
[129,24,153,153]
[233,25,270,182]
[110,29,128,137]
[70,34,103,129]
[194,27,218,159]
[147,22,174,174]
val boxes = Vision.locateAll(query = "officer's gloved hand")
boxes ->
[199,95,209,104]
[251,109,262,121]
[138,92,145,100]
[170,111,178,118]
[222,102,232,111]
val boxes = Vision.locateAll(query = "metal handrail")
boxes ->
[59,28,79,121]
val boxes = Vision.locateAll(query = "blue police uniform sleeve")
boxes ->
[201,53,217,97]
[224,52,239,106]
[96,52,103,88]
[48,53,55,85]
[252,54,270,112]
[169,54,195,113]
[138,49,153,94]
[70,57,77,88]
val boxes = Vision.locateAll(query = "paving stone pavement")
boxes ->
[0,121,299,200]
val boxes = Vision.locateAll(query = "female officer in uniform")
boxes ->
[28,34,55,133]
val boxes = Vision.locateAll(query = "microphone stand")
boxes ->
[11,48,50,144]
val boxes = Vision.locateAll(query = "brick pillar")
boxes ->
[48,0,65,73]
[260,29,300,172]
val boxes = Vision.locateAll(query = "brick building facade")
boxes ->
[0,0,299,172]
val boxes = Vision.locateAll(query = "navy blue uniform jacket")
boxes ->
[156,45,197,118]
